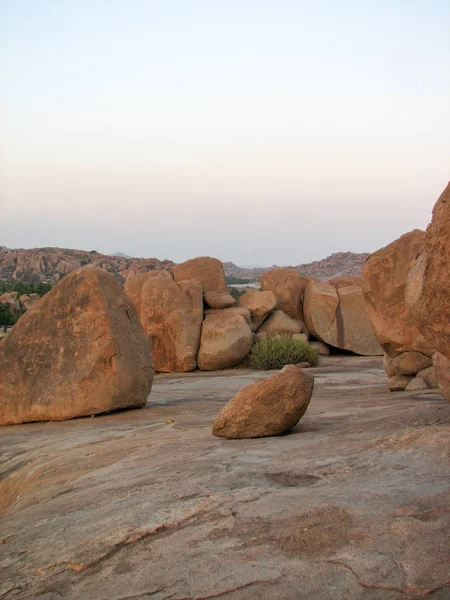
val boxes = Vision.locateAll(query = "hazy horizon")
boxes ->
[1,1,449,265]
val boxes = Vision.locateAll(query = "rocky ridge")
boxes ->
[0,247,368,286]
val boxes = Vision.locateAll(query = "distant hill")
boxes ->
[0,247,173,285]
[223,252,369,281]
[0,246,368,286]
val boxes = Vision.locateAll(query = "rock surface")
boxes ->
[0,266,154,425]
[362,230,432,356]
[405,182,450,361]
[237,289,278,330]
[304,281,382,356]
[125,271,203,372]
[260,268,310,321]
[256,309,302,337]
[433,352,450,402]
[1,356,449,600]
[204,306,252,327]
[197,312,253,371]
[171,256,235,309]
[213,364,314,438]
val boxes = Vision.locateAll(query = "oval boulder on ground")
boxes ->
[171,256,235,309]
[212,364,314,438]
[0,266,155,426]
[197,312,253,371]
[125,271,203,373]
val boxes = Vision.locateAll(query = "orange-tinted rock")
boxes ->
[171,256,235,309]
[212,364,314,438]
[405,182,450,359]
[304,281,382,356]
[387,374,413,392]
[362,230,433,356]
[328,277,362,289]
[433,352,450,402]
[237,290,278,330]
[391,351,433,376]
[125,271,203,373]
[0,266,154,425]
[256,310,302,337]
[204,307,252,327]
[309,341,330,356]
[197,313,253,371]
[259,268,310,321]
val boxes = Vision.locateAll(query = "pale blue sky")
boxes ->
[1,0,449,265]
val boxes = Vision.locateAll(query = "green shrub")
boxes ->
[249,335,319,370]
[228,286,246,301]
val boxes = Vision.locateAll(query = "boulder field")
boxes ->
[0,266,155,425]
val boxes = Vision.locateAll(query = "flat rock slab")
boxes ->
[1,356,449,600]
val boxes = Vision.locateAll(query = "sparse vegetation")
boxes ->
[0,281,52,296]
[228,286,246,301]
[249,335,319,370]
[225,276,252,285]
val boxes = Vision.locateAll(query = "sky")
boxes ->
[1,0,449,266]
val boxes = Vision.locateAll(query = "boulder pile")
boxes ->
[405,182,450,400]
[124,257,386,373]
[0,266,154,425]
[362,230,437,391]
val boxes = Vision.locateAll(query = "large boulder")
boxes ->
[204,306,252,327]
[259,268,310,321]
[125,271,203,373]
[256,310,302,337]
[171,257,235,309]
[361,230,432,356]
[303,281,382,356]
[212,364,314,438]
[433,352,450,402]
[406,182,450,361]
[197,313,253,371]
[0,266,154,426]
[237,290,278,330]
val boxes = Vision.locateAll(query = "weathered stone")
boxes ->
[197,313,253,371]
[362,230,433,356]
[387,374,413,392]
[328,276,362,289]
[304,281,382,356]
[309,341,330,356]
[433,352,450,402]
[416,366,439,390]
[256,310,302,337]
[406,182,450,360]
[291,333,308,343]
[125,272,203,373]
[171,256,235,309]
[212,364,314,438]
[0,266,154,425]
[237,290,277,330]
[205,307,252,327]
[391,351,433,376]
[405,377,429,392]
[259,268,310,321]
[384,353,397,378]
[253,332,268,343]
